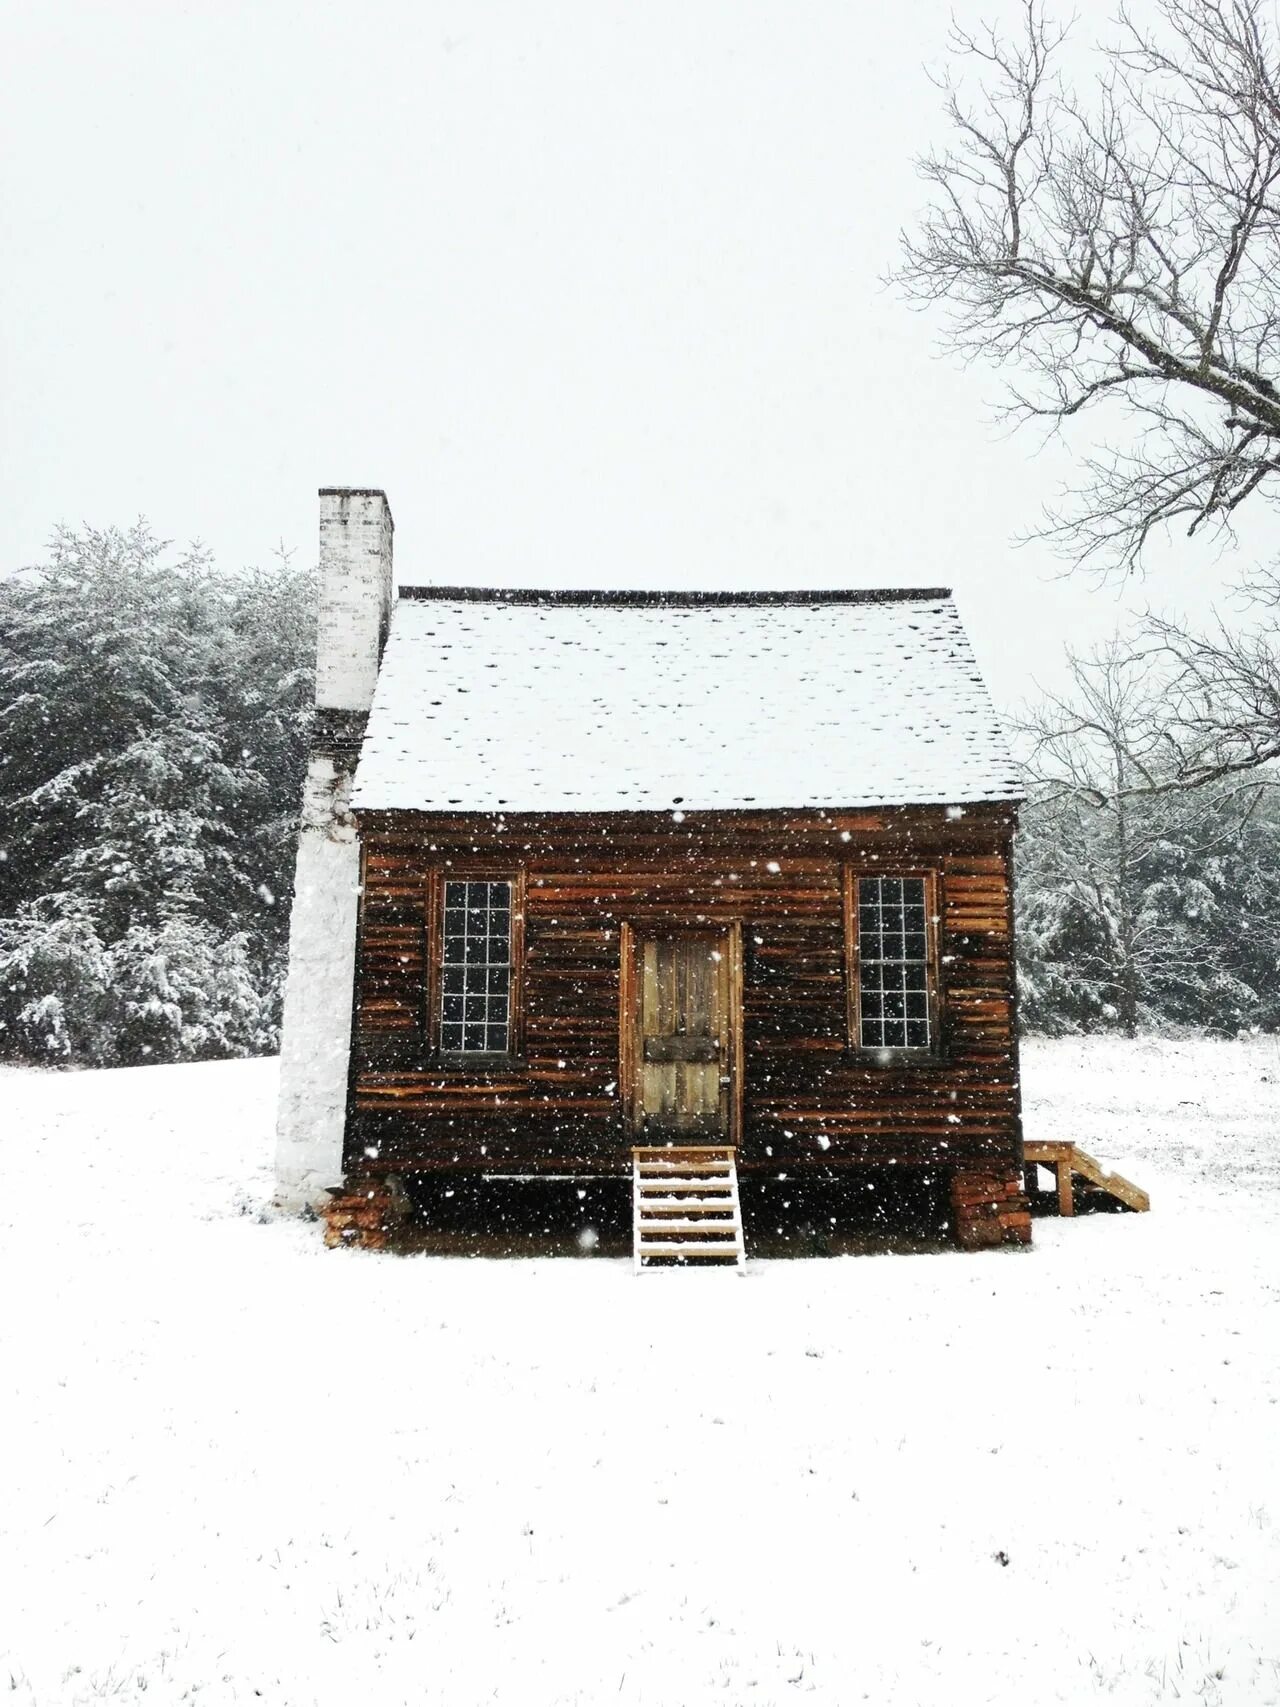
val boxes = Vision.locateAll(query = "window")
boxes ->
[439,879,513,1054]
[853,874,933,1051]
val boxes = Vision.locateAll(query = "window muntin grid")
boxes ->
[440,879,513,1054]
[856,875,931,1051]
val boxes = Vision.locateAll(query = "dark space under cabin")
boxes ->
[274,488,1032,1260]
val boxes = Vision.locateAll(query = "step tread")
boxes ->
[636,1165,733,1179]
[638,1185,733,1198]
[639,1206,736,1218]
[632,1146,735,1159]
[638,1249,747,1263]
[639,1221,742,1235]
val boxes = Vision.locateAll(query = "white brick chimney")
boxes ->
[275,488,394,1211]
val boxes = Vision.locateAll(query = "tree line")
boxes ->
[2,518,1278,1065]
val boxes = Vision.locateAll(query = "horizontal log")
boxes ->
[643,1035,721,1063]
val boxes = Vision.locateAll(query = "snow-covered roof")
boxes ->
[349,588,1023,813]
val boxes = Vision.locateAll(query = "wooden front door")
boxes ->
[633,934,732,1137]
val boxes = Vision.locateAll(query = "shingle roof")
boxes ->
[349,588,1023,813]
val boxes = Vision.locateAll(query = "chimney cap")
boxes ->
[318,487,394,530]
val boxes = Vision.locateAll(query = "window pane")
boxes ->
[440,878,514,1053]
[857,875,931,1050]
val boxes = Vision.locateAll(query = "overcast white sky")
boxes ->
[3,0,1271,709]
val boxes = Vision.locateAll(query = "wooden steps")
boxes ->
[633,1145,746,1271]
[1024,1141,1150,1217]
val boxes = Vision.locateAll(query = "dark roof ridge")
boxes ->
[396,585,952,608]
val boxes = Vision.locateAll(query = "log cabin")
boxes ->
[275,488,1031,1257]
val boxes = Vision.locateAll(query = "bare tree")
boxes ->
[1020,643,1175,1030]
[898,0,1280,575]
[1139,572,1280,780]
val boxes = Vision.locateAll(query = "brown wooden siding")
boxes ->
[346,808,1021,1178]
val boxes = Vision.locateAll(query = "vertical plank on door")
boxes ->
[634,933,732,1138]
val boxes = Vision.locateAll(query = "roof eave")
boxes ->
[395,585,952,608]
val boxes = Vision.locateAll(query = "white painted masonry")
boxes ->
[274,489,394,1210]
[314,489,395,713]
[273,760,362,1209]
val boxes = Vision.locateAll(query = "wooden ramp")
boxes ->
[632,1145,746,1271]
[1024,1141,1150,1217]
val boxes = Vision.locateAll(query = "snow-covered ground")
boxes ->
[2,1037,1277,1706]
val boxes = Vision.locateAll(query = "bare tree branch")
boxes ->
[896,0,1280,574]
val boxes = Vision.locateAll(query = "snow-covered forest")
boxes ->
[0,524,315,1065]
[1018,777,1280,1035]
[1015,632,1280,1036]
[3,524,1278,1065]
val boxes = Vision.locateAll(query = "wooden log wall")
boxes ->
[346,807,1023,1180]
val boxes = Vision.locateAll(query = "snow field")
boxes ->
[1,1037,1277,1705]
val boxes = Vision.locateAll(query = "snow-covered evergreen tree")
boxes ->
[0,523,314,1064]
